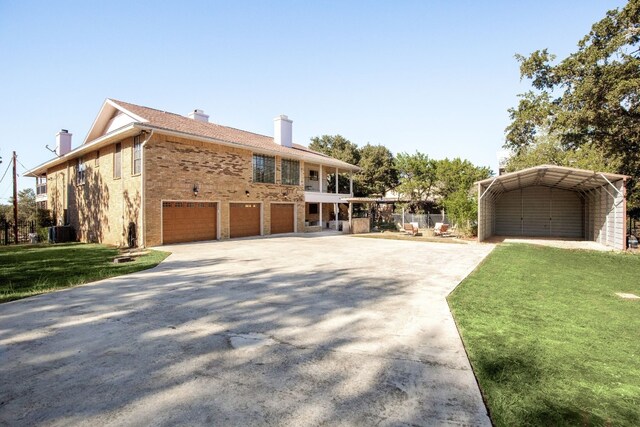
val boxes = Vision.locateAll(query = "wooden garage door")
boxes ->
[270,204,294,234]
[230,203,261,238]
[162,201,217,244]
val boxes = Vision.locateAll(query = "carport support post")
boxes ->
[319,202,323,229]
[477,183,481,238]
[334,203,339,230]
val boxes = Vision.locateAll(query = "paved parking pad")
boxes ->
[0,235,494,426]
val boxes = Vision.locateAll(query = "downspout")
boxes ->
[65,162,70,225]
[140,130,154,248]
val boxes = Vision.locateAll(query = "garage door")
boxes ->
[523,187,550,236]
[270,204,294,234]
[494,186,583,238]
[162,201,217,244]
[230,203,261,238]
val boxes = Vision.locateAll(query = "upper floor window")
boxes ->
[281,159,300,185]
[114,143,122,179]
[132,136,142,175]
[252,154,275,183]
[77,157,86,185]
[95,150,100,167]
[36,176,47,195]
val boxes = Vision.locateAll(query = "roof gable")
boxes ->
[84,99,148,143]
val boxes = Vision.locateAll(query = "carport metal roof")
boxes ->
[476,165,629,199]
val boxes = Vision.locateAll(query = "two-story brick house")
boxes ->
[26,99,359,247]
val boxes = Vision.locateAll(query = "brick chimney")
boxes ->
[188,109,209,123]
[56,129,72,156]
[274,115,292,147]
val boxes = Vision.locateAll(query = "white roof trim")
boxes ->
[25,124,139,177]
[106,99,148,123]
[83,99,149,144]
[476,164,628,194]
[26,122,360,177]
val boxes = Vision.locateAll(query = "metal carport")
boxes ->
[477,165,629,250]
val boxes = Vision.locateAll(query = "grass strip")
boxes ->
[0,243,169,303]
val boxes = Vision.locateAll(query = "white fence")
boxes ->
[391,212,450,229]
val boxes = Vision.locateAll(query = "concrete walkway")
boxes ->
[0,235,494,426]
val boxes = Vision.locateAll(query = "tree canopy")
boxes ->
[308,135,398,197]
[505,0,640,207]
[395,152,437,202]
[355,144,398,196]
[435,158,492,201]
[309,135,360,165]
[308,134,491,233]
[505,133,623,173]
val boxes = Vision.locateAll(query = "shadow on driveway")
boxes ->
[0,235,494,426]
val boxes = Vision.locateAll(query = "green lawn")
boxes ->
[0,243,170,303]
[448,244,640,427]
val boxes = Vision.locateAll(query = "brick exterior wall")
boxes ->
[143,134,305,246]
[43,133,319,247]
[46,137,142,247]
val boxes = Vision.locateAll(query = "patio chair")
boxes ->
[403,222,419,236]
[434,222,449,236]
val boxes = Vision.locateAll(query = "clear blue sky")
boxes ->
[0,0,627,199]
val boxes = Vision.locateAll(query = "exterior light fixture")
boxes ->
[193,184,199,197]
[245,190,250,197]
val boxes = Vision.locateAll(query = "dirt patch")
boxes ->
[615,292,640,300]
[352,231,469,244]
[484,236,613,251]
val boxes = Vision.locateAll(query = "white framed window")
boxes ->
[253,154,275,183]
[281,159,300,185]
[114,143,122,179]
[77,157,86,185]
[133,136,142,175]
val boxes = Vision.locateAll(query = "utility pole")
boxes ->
[12,151,18,244]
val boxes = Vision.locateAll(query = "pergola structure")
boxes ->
[340,197,398,234]
[476,165,629,250]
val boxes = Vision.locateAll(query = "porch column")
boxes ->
[319,165,323,193]
[348,202,353,235]
[335,167,339,194]
[334,203,339,230]
[350,173,353,195]
[319,202,323,228]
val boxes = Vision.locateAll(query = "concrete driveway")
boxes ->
[0,234,494,426]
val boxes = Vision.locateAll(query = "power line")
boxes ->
[16,158,29,172]
[0,159,11,185]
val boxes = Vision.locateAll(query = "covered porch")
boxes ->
[303,200,350,232]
